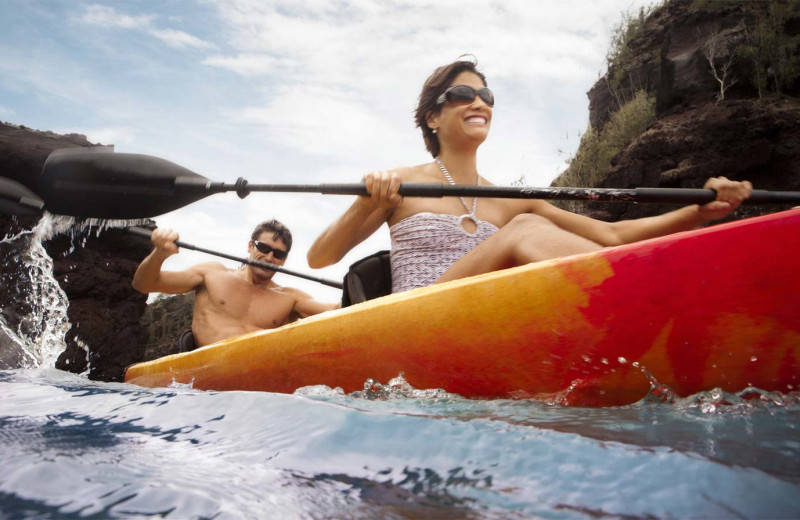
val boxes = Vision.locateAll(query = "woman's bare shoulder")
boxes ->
[391,161,440,182]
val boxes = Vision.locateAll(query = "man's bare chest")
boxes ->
[199,271,295,326]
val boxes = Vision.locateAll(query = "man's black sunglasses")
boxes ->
[436,85,494,107]
[253,240,288,260]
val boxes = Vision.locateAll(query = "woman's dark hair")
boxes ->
[251,219,293,252]
[414,57,487,158]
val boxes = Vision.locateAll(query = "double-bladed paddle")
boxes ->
[36,148,800,219]
[0,176,45,215]
[0,176,343,289]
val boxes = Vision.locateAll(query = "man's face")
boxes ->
[248,231,289,281]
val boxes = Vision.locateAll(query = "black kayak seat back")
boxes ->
[178,330,197,352]
[342,250,392,307]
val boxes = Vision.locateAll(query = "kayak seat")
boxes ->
[178,330,197,352]
[342,250,392,307]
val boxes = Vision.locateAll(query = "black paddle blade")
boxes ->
[0,177,45,216]
[36,149,214,219]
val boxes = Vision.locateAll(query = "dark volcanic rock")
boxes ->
[589,1,793,131]
[0,121,150,381]
[566,0,800,221]
[0,328,25,370]
[585,98,800,222]
[46,227,150,381]
[140,293,194,361]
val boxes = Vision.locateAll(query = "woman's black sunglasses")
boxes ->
[253,240,288,260]
[436,85,494,107]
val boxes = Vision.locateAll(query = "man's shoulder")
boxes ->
[191,261,231,276]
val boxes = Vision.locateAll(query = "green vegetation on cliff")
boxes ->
[554,90,656,191]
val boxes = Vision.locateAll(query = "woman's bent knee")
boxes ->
[503,213,557,235]
[500,213,600,264]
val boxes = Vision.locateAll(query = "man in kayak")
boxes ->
[308,56,753,293]
[133,219,339,348]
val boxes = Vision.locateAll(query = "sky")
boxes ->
[0,0,652,301]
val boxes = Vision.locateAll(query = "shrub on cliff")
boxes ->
[554,90,656,192]
[736,1,800,97]
[692,0,800,98]
[606,3,662,91]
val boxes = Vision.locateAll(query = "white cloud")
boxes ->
[235,84,404,159]
[150,28,215,49]
[76,4,213,51]
[202,0,651,178]
[79,4,154,29]
[203,53,282,76]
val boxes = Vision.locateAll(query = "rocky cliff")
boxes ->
[0,122,151,380]
[557,0,800,222]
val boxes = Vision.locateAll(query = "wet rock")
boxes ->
[0,121,150,381]
[46,227,150,382]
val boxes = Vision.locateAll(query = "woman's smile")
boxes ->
[465,114,488,125]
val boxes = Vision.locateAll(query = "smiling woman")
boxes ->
[306,56,754,294]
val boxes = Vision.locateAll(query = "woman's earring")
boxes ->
[431,128,437,134]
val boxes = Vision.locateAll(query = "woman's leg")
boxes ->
[436,214,603,284]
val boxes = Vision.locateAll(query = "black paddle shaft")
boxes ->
[36,151,800,219]
[128,227,343,289]
[221,178,799,205]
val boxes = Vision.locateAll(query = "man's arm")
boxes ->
[131,228,207,295]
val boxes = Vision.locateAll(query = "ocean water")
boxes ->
[0,370,799,519]
[1,216,799,519]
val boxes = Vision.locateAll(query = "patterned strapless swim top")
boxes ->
[389,212,499,293]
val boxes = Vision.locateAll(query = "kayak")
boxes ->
[125,208,800,406]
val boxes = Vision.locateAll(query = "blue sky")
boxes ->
[0,0,651,301]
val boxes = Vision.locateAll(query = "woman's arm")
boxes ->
[307,170,403,268]
[292,290,341,318]
[534,177,753,246]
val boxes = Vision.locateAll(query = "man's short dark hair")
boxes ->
[251,219,293,253]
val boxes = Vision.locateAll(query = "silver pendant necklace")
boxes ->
[435,158,480,224]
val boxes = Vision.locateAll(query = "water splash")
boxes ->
[1,213,75,368]
[0,213,146,369]
[676,387,800,415]
[295,374,458,401]
[353,374,457,400]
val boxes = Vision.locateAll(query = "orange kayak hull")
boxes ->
[125,209,800,406]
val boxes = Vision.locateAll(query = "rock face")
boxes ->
[569,0,800,221]
[140,293,194,361]
[0,122,151,381]
[46,228,151,381]
[589,98,800,222]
